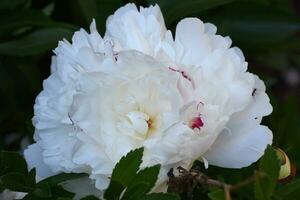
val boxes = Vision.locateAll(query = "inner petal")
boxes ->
[127,111,150,136]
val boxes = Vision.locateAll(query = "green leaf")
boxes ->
[16,171,82,199]
[149,0,234,25]
[49,185,75,198]
[38,173,87,185]
[0,151,28,175]
[57,198,73,200]
[31,183,52,198]
[111,147,144,186]
[122,182,150,200]
[130,164,161,193]
[255,145,281,200]
[0,172,34,192]
[141,193,180,200]
[28,168,37,186]
[104,148,144,199]
[208,189,225,200]
[0,28,74,56]
[24,178,80,199]
[275,179,300,200]
[80,195,100,200]
[25,184,76,200]
[104,180,124,200]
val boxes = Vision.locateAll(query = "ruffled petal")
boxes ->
[174,18,210,66]
[203,75,273,168]
[106,3,167,56]
[23,143,54,178]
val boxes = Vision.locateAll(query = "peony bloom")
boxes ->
[24,3,273,195]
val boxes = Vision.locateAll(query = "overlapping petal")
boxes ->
[24,3,273,196]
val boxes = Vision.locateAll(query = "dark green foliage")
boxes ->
[0,151,28,175]
[38,173,87,186]
[208,189,225,200]
[141,193,180,200]
[110,148,144,186]
[275,179,300,200]
[148,0,234,25]
[254,146,281,200]
[80,195,101,200]
[0,151,88,199]
[0,28,74,56]
[130,165,161,194]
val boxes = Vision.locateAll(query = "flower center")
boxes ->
[189,116,204,130]
[126,111,155,139]
[147,119,152,128]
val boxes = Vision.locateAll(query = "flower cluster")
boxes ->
[24,3,273,194]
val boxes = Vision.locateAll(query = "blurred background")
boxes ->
[0,0,299,181]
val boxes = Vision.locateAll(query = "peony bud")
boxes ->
[276,148,296,183]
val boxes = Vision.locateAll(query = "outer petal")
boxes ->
[203,76,273,168]
[229,75,273,126]
[160,18,232,66]
[199,49,254,115]
[23,143,54,178]
[204,124,272,168]
[174,18,210,66]
[28,23,107,176]
[106,3,167,56]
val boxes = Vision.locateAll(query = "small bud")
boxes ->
[275,148,296,183]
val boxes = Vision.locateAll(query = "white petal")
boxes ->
[204,23,217,35]
[144,123,217,165]
[204,124,273,168]
[229,75,273,127]
[200,49,255,114]
[175,18,211,65]
[24,143,54,178]
[106,3,167,56]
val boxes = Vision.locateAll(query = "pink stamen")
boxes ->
[189,117,204,130]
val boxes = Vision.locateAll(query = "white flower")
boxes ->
[106,3,273,168]
[24,3,273,196]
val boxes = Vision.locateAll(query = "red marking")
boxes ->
[189,117,204,130]
[168,67,192,81]
[147,119,152,128]
[168,67,177,72]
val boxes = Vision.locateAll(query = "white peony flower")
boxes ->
[106,3,273,168]
[24,3,273,196]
